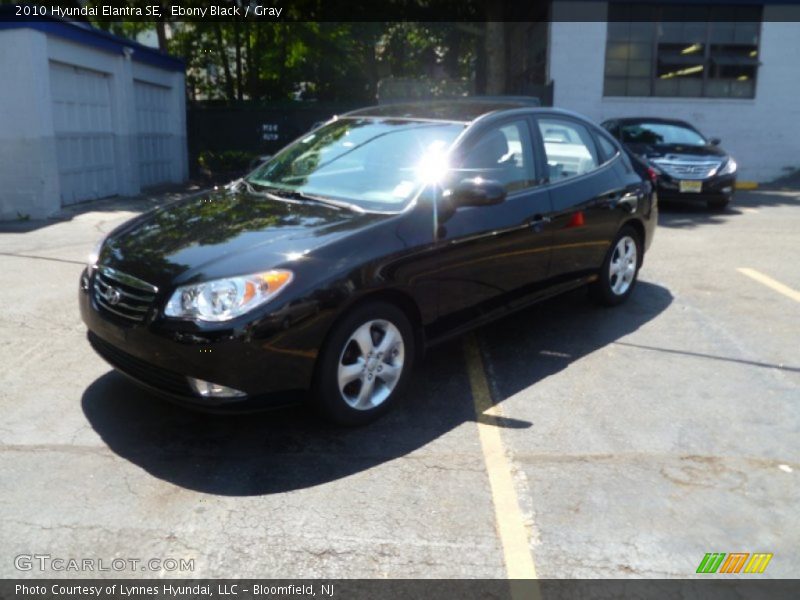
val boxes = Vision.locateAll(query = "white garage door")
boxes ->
[134,80,173,187]
[50,62,117,205]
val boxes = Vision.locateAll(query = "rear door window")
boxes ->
[595,132,620,164]
[538,118,600,183]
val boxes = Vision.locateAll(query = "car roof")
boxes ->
[343,97,544,124]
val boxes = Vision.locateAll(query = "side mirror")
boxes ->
[449,178,507,208]
[709,137,721,146]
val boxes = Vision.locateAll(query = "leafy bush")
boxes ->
[197,150,256,174]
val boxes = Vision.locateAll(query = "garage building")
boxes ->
[546,1,800,183]
[0,18,187,220]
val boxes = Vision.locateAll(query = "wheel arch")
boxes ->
[349,289,426,352]
[621,217,646,261]
[311,288,427,387]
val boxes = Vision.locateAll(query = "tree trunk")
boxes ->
[251,26,269,101]
[214,23,236,102]
[278,25,289,99]
[244,27,254,100]
[234,20,243,101]
[443,28,462,80]
[485,4,506,95]
[364,38,379,102]
[156,21,167,52]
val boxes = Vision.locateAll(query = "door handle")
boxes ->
[528,214,551,230]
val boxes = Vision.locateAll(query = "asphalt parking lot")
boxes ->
[0,189,797,579]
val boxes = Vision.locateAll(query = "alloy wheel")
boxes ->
[609,235,638,296]
[337,319,405,410]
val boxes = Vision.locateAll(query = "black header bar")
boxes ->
[1,0,800,23]
[2,579,800,600]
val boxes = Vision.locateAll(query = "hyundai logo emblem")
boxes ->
[103,286,122,305]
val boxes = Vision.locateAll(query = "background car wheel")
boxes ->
[314,301,415,426]
[590,225,642,307]
[707,198,730,211]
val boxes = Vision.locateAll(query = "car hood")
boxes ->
[626,142,728,162]
[99,188,381,288]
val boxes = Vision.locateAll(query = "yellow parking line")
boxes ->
[738,268,800,303]
[736,181,758,190]
[463,333,539,586]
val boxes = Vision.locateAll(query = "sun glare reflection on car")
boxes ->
[414,140,451,185]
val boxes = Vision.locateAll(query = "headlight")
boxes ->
[164,270,293,322]
[87,235,106,271]
[718,158,737,175]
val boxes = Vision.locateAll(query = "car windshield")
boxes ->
[247,118,465,212]
[621,122,707,146]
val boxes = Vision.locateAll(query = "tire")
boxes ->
[590,225,643,307]
[313,301,415,426]
[707,197,730,211]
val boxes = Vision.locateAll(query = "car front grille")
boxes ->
[88,332,192,396]
[92,266,158,323]
[651,159,723,180]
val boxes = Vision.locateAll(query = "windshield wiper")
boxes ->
[249,183,365,214]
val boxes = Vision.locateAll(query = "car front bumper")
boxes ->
[656,173,736,202]
[79,270,319,411]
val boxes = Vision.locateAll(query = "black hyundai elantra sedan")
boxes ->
[80,100,657,425]
[602,117,737,210]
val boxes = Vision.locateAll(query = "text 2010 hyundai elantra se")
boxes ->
[80,100,657,425]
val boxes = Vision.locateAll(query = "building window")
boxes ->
[604,3,762,98]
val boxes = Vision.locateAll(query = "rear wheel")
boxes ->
[314,302,414,425]
[590,225,642,306]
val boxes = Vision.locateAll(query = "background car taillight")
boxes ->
[646,166,659,183]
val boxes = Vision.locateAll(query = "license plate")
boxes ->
[679,180,703,193]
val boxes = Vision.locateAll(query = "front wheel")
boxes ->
[590,226,642,306]
[314,302,415,426]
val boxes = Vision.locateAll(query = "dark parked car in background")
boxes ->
[602,117,737,210]
[80,100,657,425]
